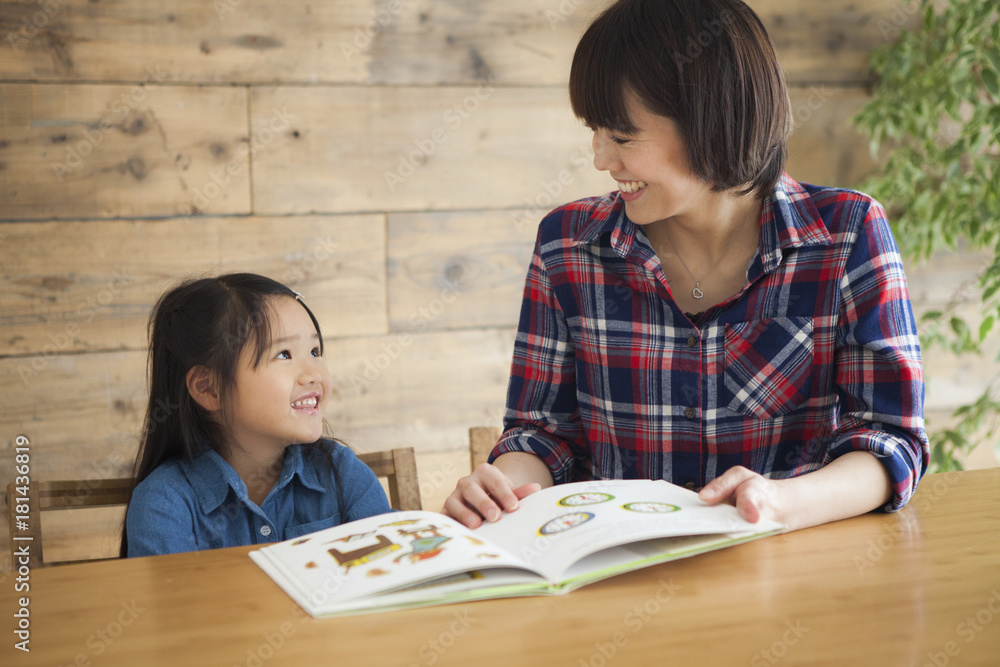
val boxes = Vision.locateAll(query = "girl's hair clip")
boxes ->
[293,291,304,302]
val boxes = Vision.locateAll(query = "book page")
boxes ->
[472,479,783,583]
[251,510,531,609]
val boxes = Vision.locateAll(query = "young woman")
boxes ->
[443,0,928,531]
[123,273,390,556]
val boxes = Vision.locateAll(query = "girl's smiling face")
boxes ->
[226,296,333,455]
[591,92,711,226]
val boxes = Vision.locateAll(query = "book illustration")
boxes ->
[538,511,595,535]
[558,492,615,506]
[328,534,402,572]
[392,524,452,564]
[622,502,680,514]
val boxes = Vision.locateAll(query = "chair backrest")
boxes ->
[469,426,501,470]
[8,446,423,569]
[356,446,422,512]
[7,478,132,569]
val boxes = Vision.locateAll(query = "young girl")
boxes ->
[123,273,391,557]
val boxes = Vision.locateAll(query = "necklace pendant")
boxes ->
[692,285,705,299]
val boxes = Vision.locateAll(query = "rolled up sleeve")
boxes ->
[827,201,929,510]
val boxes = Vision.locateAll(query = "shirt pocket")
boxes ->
[723,317,814,420]
[285,514,340,540]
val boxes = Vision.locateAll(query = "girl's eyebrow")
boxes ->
[272,332,321,345]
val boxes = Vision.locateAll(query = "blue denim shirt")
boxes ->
[126,441,391,557]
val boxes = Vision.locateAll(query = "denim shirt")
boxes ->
[126,441,391,557]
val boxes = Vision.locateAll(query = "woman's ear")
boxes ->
[186,365,221,412]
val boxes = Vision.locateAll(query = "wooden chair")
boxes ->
[7,477,132,569]
[469,426,501,470]
[357,446,422,512]
[6,446,422,569]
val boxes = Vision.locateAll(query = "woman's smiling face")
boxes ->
[591,93,711,226]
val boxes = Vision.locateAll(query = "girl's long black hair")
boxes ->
[120,273,340,556]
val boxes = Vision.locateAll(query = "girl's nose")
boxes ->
[591,130,621,173]
[299,361,321,384]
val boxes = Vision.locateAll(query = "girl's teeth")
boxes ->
[292,397,318,408]
[618,181,647,194]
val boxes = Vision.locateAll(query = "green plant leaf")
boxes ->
[983,69,1000,99]
[980,315,995,342]
[853,0,1000,472]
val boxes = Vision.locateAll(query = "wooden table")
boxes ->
[4,469,999,666]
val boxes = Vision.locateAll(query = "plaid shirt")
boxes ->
[495,174,928,511]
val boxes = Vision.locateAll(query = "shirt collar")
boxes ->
[181,444,327,513]
[759,173,832,271]
[570,173,832,269]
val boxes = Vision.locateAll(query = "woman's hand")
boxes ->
[697,466,790,526]
[441,452,554,528]
[698,452,893,532]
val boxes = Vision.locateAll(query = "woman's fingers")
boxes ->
[441,464,528,528]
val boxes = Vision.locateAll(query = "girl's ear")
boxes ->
[186,365,221,412]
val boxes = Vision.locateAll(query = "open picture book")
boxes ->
[249,478,785,617]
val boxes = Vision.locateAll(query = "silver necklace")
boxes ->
[662,204,756,300]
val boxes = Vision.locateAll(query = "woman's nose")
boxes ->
[592,131,620,173]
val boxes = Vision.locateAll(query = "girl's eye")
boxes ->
[311,347,322,358]
[276,350,291,360]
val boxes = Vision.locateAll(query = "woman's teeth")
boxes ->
[618,180,647,194]
[292,397,318,408]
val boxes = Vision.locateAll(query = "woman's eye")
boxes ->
[611,136,631,145]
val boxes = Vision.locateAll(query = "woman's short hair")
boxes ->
[569,0,791,196]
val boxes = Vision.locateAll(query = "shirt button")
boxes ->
[684,481,696,491]
[687,334,697,348]
[684,407,696,419]
[260,525,272,537]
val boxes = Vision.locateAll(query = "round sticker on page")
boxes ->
[557,492,615,507]
[538,512,595,536]
[621,502,680,514]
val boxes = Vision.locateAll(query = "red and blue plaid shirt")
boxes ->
[494,174,928,511]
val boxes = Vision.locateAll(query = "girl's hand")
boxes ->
[442,463,542,529]
[697,466,790,526]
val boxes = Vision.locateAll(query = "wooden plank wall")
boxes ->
[1,0,996,568]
